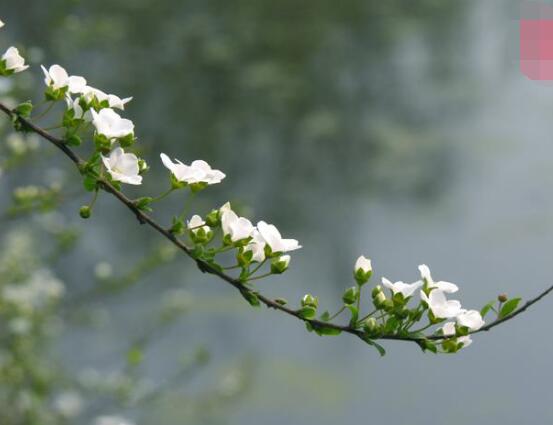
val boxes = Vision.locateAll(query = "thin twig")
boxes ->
[1,100,552,349]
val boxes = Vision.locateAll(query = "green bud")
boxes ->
[342,286,359,305]
[373,291,386,309]
[301,294,318,309]
[118,133,136,148]
[363,317,379,334]
[237,249,253,267]
[190,227,213,244]
[270,255,290,274]
[79,205,91,219]
[93,133,111,153]
[15,101,33,118]
[371,285,383,298]
[382,299,394,311]
[138,159,149,173]
[205,209,220,227]
[65,134,82,146]
[170,218,185,235]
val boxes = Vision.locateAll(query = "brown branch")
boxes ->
[1,100,551,350]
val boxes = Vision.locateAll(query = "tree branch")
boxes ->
[1,100,551,350]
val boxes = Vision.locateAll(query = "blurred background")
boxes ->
[1,0,553,424]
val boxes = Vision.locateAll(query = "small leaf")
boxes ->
[480,300,496,318]
[418,339,438,354]
[319,311,330,321]
[275,298,288,306]
[242,290,260,307]
[312,324,342,336]
[83,174,97,192]
[499,297,521,319]
[365,338,386,356]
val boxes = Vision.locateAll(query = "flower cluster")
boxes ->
[302,259,492,354]
[0,31,303,284]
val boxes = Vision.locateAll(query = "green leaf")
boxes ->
[319,311,330,321]
[384,316,400,334]
[480,300,496,318]
[275,298,288,306]
[364,338,386,356]
[312,324,342,336]
[241,290,260,307]
[418,339,438,354]
[134,197,153,212]
[83,174,97,192]
[65,134,82,146]
[499,297,521,319]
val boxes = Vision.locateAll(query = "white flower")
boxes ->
[382,277,422,298]
[355,256,372,274]
[441,322,473,348]
[53,391,84,418]
[257,221,301,253]
[187,215,209,234]
[3,270,65,311]
[160,153,225,185]
[41,64,87,93]
[92,108,134,140]
[83,86,132,110]
[420,289,462,319]
[456,309,485,331]
[65,96,92,121]
[244,230,266,262]
[93,416,135,425]
[2,47,29,73]
[0,20,4,28]
[418,264,458,293]
[221,209,255,242]
[101,147,142,185]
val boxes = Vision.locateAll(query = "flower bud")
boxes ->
[498,293,508,303]
[373,291,386,309]
[79,205,91,219]
[271,255,290,274]
[205,209,220,227]
[301,294,318,309]
[342,286,359,305]
[363,317,378,334]
[354,255,372,286]
[371,285,383,298]
[138,159,149,174]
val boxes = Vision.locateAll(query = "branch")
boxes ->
[1,101,551,351]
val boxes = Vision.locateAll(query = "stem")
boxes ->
[357,309,378,324]
[33,101,55,121]
[178,191,196,220]
[151,187,175,203]
[328,306,346,321]
[246,272,272,282]
[248,259,267,278]
[1,100,552,350]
